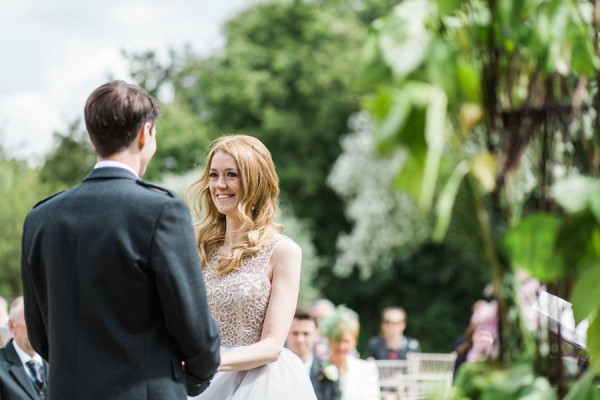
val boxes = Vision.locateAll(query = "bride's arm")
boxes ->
[217,238,302,371]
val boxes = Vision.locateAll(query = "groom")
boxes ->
[21,80,220,399]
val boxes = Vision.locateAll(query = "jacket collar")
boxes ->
[83,167,139,182]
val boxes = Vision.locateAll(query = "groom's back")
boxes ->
[22,170,191,399]
[22,80,219,400]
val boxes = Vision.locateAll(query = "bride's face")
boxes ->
[209,151,242,217]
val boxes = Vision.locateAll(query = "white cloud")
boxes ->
[0,0,252,160]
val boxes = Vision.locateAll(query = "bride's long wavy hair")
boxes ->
[186,134,282,275]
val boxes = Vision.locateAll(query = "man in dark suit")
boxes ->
[287,307,340,400]
[21,80,221,400]
[0,297,47,400]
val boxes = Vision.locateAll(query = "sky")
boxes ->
[0,0,252,162]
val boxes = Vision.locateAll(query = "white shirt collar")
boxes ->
[12,340,43,366]
[304,353,314,374]
[94,160,139,179]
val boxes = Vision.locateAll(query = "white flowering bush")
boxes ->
[327,112,430,278]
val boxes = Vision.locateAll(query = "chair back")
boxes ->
[399,352,457,399]
[374,359,409,400]
[407,352,457,374]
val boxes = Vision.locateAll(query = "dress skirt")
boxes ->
[190,347,317,400]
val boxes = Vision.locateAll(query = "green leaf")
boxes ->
[480,363,536,399]
[590,194,600,225]
[433,160,470,241]
[373,92,414,156]
[421,86,448,212]
[355,30,392,90]
[571,262,600,322]
[518,377,558,400]
[423,38,459,103]
[550,175,600,213]
[555,210,600,268]
[471,153,496,192]
[589,316,600,373]
[504,213,567,281]
[571,36,600,76]
[564,368,600,399]
[497,0,514,33]
[435,0,463,16]
[383,84,447,213]
[363,89,393,121]
[456,58,481,103]
[393,146,427,204]
[378,0,436,78]
[374,84,446,213]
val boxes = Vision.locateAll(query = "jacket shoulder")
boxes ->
[33,190,66,209]
[135,181,175,198]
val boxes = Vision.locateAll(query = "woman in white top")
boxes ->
[322,306,380,400]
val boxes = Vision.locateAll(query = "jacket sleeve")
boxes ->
[21,217,50,361]
[150,199,220,394]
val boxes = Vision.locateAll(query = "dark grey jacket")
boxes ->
[310,356,341,400]
[21,167,220,400]
[0,340,48,400]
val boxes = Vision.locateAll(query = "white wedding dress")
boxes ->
[190,235,317,400]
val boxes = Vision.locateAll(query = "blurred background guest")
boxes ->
[0,296,47,399]
[322,306,380,400]
[311,298,336,359]
[0,297,11,347]
[287,307,341,400]
[366,307,421,360]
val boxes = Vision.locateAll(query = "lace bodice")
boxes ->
[203,236,282,347]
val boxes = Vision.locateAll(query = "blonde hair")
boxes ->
[322,305,360,342]
[186,134,282,275]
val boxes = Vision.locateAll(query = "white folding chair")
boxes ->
[398,352,457,399]
[374,359,409,400]
[406,352,457,374]
[398,372,454,400]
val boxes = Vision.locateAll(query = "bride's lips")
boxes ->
[215,194,235,202]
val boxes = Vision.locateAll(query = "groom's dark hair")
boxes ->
[84,80,160,157]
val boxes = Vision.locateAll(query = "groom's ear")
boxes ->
[137,122,151,149]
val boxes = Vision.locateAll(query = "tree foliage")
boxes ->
[327,113,489,352]
[144,99,214,180]
[39,119,95,191]
[0,150,52,296]
[355,0,600,395]
[152,0,383,264]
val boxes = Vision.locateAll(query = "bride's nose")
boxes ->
[216,175,227,188]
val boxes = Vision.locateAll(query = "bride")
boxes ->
[186,134,317,399]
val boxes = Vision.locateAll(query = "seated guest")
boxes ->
[323,306,380,400]
[0,296,47,399]
[0,296,10,347]
[287,307,341,400]
[366,306,421,360]
[311,298,336,359]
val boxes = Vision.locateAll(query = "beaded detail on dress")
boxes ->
[203,236,282,347]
